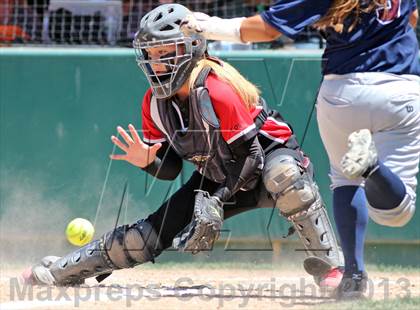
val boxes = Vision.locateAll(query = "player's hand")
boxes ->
[110,124,161,168]
[180,12,210,35]
[173,190,224,254]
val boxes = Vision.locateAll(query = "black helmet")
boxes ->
[133,4,207,99]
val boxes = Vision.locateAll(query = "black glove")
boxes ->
[172,190,224,254]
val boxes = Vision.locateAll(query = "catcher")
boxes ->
[23,4,343,289]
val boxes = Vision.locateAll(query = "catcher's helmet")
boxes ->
[133,4,206,99]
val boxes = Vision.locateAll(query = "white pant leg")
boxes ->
[368,76,420,226]
[317,73,420,226]
[316,75,371,189]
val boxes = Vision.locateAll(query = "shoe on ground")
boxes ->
[21,256,61,286]
[315,267,344,290]
[333,271,368,300]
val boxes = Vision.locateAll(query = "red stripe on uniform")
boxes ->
[259,117,292,142]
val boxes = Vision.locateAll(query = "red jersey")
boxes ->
[141,73,292,146]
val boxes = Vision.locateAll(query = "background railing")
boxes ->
[0,0,324,48]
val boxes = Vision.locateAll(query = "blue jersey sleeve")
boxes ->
[260,0,333,39]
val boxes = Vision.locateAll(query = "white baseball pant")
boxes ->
[316,72,420,227]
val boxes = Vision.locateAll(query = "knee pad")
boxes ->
[104,220,163,268]
[263,151,343,273]
[263,153,316,216]
[367,193,416,227]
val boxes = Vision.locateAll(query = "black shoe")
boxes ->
[334,271,368,300]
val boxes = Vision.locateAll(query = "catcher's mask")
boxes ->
[133,4,206,99]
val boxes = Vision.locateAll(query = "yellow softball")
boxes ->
[66,218,94,246]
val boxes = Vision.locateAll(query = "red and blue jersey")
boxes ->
[261,0,420,75]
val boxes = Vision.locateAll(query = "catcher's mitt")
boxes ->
[173,190,224,254]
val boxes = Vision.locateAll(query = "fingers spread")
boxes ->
[128,124,143,145]
[117,126,134,145]
[111,135,128,153]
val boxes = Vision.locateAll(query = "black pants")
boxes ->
[145,147,311,250]
[146,171,272,249]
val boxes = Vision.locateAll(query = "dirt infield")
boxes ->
[1,264,419,310]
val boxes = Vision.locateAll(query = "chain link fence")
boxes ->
[0,0,324,48]
[6,0,418,48]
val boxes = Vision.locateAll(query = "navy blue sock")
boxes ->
[333,186,368,275]
[365,162,406,210]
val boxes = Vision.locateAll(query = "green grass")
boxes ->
[365,263,420,273]
[315,297,420,310]
[139,261,420,272]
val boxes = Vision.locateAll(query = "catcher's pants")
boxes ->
[145,146,307,250]
[316,72,420,224]
[145,170,259,249]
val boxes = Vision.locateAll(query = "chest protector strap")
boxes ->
[193,67,220,128]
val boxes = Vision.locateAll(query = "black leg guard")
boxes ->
[292,197,343,276]
[29,220,162,286]
[45,239,116,286]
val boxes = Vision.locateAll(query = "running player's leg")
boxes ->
[318,73,420,298]
[316,76,370,298]
[366,129,420,225]
[341,76,420,226]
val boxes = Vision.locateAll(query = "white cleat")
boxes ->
[341,129,378,179]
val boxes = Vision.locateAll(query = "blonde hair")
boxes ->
[188,58,260,110]
[314,0,387,32]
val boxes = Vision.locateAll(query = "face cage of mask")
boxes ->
[134,37,193,98]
